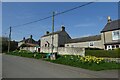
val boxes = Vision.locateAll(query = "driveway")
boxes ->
[2,54,119,78]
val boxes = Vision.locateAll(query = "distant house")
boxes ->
[18,35,40,52]
[101,16,120,50]
[41,25,71,48]
[65,35,103,49]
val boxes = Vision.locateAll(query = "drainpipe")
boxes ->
[103,32,106,49]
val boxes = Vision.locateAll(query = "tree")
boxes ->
[1,37,18,52]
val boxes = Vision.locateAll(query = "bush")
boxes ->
[7,50,46,59]
[85,49,120,58]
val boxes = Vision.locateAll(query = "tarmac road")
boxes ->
[2,54,119,78]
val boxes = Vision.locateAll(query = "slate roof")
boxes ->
[41,31,62,37]
[20,43,39,47]
[101,19,120,32]
[67,35,101,43]
[41,30,71,39]
[20,38,36,44]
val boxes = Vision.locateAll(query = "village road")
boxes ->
[2,54,119,78]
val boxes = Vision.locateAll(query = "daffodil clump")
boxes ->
[79,56,104,64]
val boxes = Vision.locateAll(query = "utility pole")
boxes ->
[51,11,55,60]
[8,26,11,53]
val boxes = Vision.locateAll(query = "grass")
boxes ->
[6,50,120,71]
[45,55,120,71]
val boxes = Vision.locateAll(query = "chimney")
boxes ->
[107,16,112,23]
[30,35,32,39]
[61,25,65,31]
[46,31,49,35]
[23,37,25,40]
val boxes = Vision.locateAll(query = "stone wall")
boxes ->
[20,47,36,52]
[40,47,85,57]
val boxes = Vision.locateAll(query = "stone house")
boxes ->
[18,35,40,52]
[65,16,120,50]
[40,26,71,48]
[65,35,103,49]
[101,16,120,50]
[40,16,120,51]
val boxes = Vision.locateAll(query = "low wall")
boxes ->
[20,47,36,52]
[40,47,85,57]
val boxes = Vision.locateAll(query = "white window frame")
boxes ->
[89,42,94,47]
[112,30,120,40]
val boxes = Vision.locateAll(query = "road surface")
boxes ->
[0,53,2,79]
[2,54,119,78]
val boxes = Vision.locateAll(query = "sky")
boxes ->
[2,2,118,41]
[0,2,1,37]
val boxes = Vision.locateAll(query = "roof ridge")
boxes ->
[72,35,101,40]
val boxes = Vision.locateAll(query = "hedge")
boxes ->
[85,48,120,58]
[6,50,48,59]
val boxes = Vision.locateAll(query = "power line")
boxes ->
[12,1,96,28]
[13,16,52,28]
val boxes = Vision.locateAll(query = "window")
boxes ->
[112,30,120,40]
[89,42,94,46]
[116,45,119,48]
[45,44,47,47]
[67,45,69,47]
[112,45,115,48]
[60,45,64,47]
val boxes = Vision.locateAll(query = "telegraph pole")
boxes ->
[51,11,55,60]
[51,11,55,54]
[8,26,11,53]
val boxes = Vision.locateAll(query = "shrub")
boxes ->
[85,49,120,58]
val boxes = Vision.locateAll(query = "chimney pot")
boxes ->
[46,31,49,35]
[61,25,65,31]
[23,37,25,40]
[30,35,32,39]
[107,16,112,23]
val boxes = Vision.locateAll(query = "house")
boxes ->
[65,35,103,49]
[101,16,120,50]
[18,35,40,52]
[40,16,120,51]
[41,25,71,48]
[65,16,120,50]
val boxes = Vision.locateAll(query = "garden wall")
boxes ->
[40,47,85,57]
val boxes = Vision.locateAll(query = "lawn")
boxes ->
[6,50,120,71]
